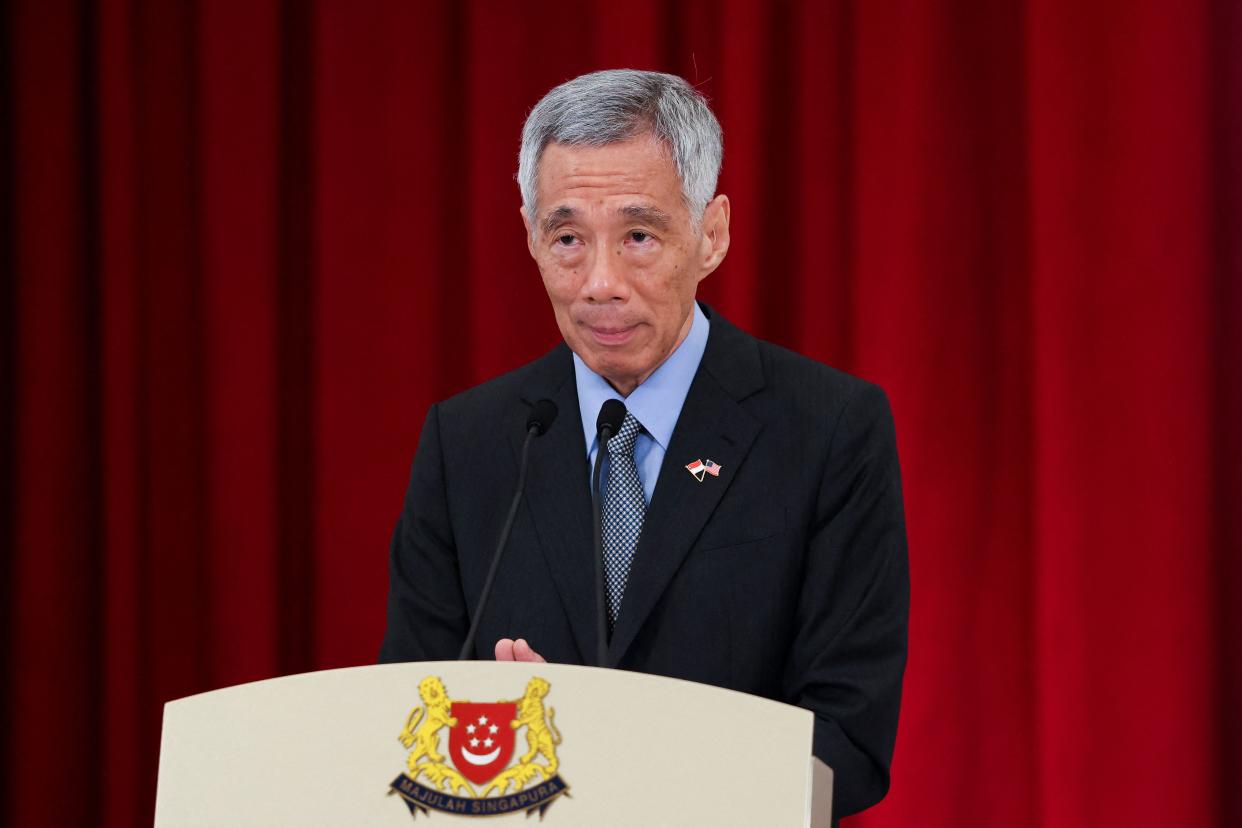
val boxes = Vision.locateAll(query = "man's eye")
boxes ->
[630,231,650,243]
[556,234,576,246]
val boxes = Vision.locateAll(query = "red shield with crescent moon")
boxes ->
[448,702,517,786]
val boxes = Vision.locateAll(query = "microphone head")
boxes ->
[526,399,559,435]
[596,399,627,439]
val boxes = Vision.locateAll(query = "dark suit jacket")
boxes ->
[379,304,909,818]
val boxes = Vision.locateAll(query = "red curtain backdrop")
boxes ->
[4,1,1240,825]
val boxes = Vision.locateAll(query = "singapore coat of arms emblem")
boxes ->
[388,675,569,819]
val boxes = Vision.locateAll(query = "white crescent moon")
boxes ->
[459,745,502,766]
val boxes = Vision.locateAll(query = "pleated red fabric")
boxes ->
[3,2,1239,825]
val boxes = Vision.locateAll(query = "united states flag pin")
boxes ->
[703,459,722,477]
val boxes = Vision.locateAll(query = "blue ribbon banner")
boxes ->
[390,773,569,819]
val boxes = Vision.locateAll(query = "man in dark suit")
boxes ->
[380,69,908,819]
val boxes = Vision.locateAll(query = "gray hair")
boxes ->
[517,69,723,233]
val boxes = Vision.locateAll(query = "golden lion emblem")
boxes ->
[398,676,456,765]
[398,676,474,796]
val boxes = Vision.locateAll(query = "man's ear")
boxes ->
[698,194,731,278]
[520,205,536,259]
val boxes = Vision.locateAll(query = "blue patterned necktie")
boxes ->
[601,412,647,628]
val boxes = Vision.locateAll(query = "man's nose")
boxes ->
[580,246,629,303]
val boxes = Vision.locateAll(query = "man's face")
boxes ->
[522,135,730,396]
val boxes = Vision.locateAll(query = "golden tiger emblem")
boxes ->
[513,677,562,776]
[481,677,562,795]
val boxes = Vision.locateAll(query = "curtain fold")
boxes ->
[3,1,1238,825]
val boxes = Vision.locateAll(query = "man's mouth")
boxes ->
[582,322,638,346]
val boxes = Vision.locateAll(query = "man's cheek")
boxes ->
[540,263,581,297]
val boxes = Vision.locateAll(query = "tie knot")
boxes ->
[606,412,643,458]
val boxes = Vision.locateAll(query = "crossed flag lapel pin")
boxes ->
[685,459,722,483]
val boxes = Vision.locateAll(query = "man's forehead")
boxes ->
[537,137,679,189]
[543,133,671,165]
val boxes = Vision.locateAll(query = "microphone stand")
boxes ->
[457,424,538,660]
[591,446,609,668]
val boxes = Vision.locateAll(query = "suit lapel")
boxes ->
[509,348,597,662]
[607,311,765,666]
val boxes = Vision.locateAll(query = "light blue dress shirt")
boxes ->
[574,302,710,505]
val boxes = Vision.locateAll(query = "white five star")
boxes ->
[464,715,498,751]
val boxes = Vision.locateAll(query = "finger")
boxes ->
[494,638,516,661]
[513,638,546,663]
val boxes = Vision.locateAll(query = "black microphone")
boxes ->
[591,399,627,667]
[458,399,559,660]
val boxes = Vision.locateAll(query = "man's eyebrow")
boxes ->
[538,204,673,236]
[618,205,671,228]
[539,206,576,236]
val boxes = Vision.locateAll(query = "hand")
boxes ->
[494,638,546,662]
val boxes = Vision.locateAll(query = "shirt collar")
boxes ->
[573,301,710,456]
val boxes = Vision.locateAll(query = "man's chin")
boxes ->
[576,351,644,390]
[573,337,636,368]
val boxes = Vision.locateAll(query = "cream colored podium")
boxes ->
[156,661,833,826]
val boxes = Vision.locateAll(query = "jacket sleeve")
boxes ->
[378,403,469,663]
[783,382,910,817]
